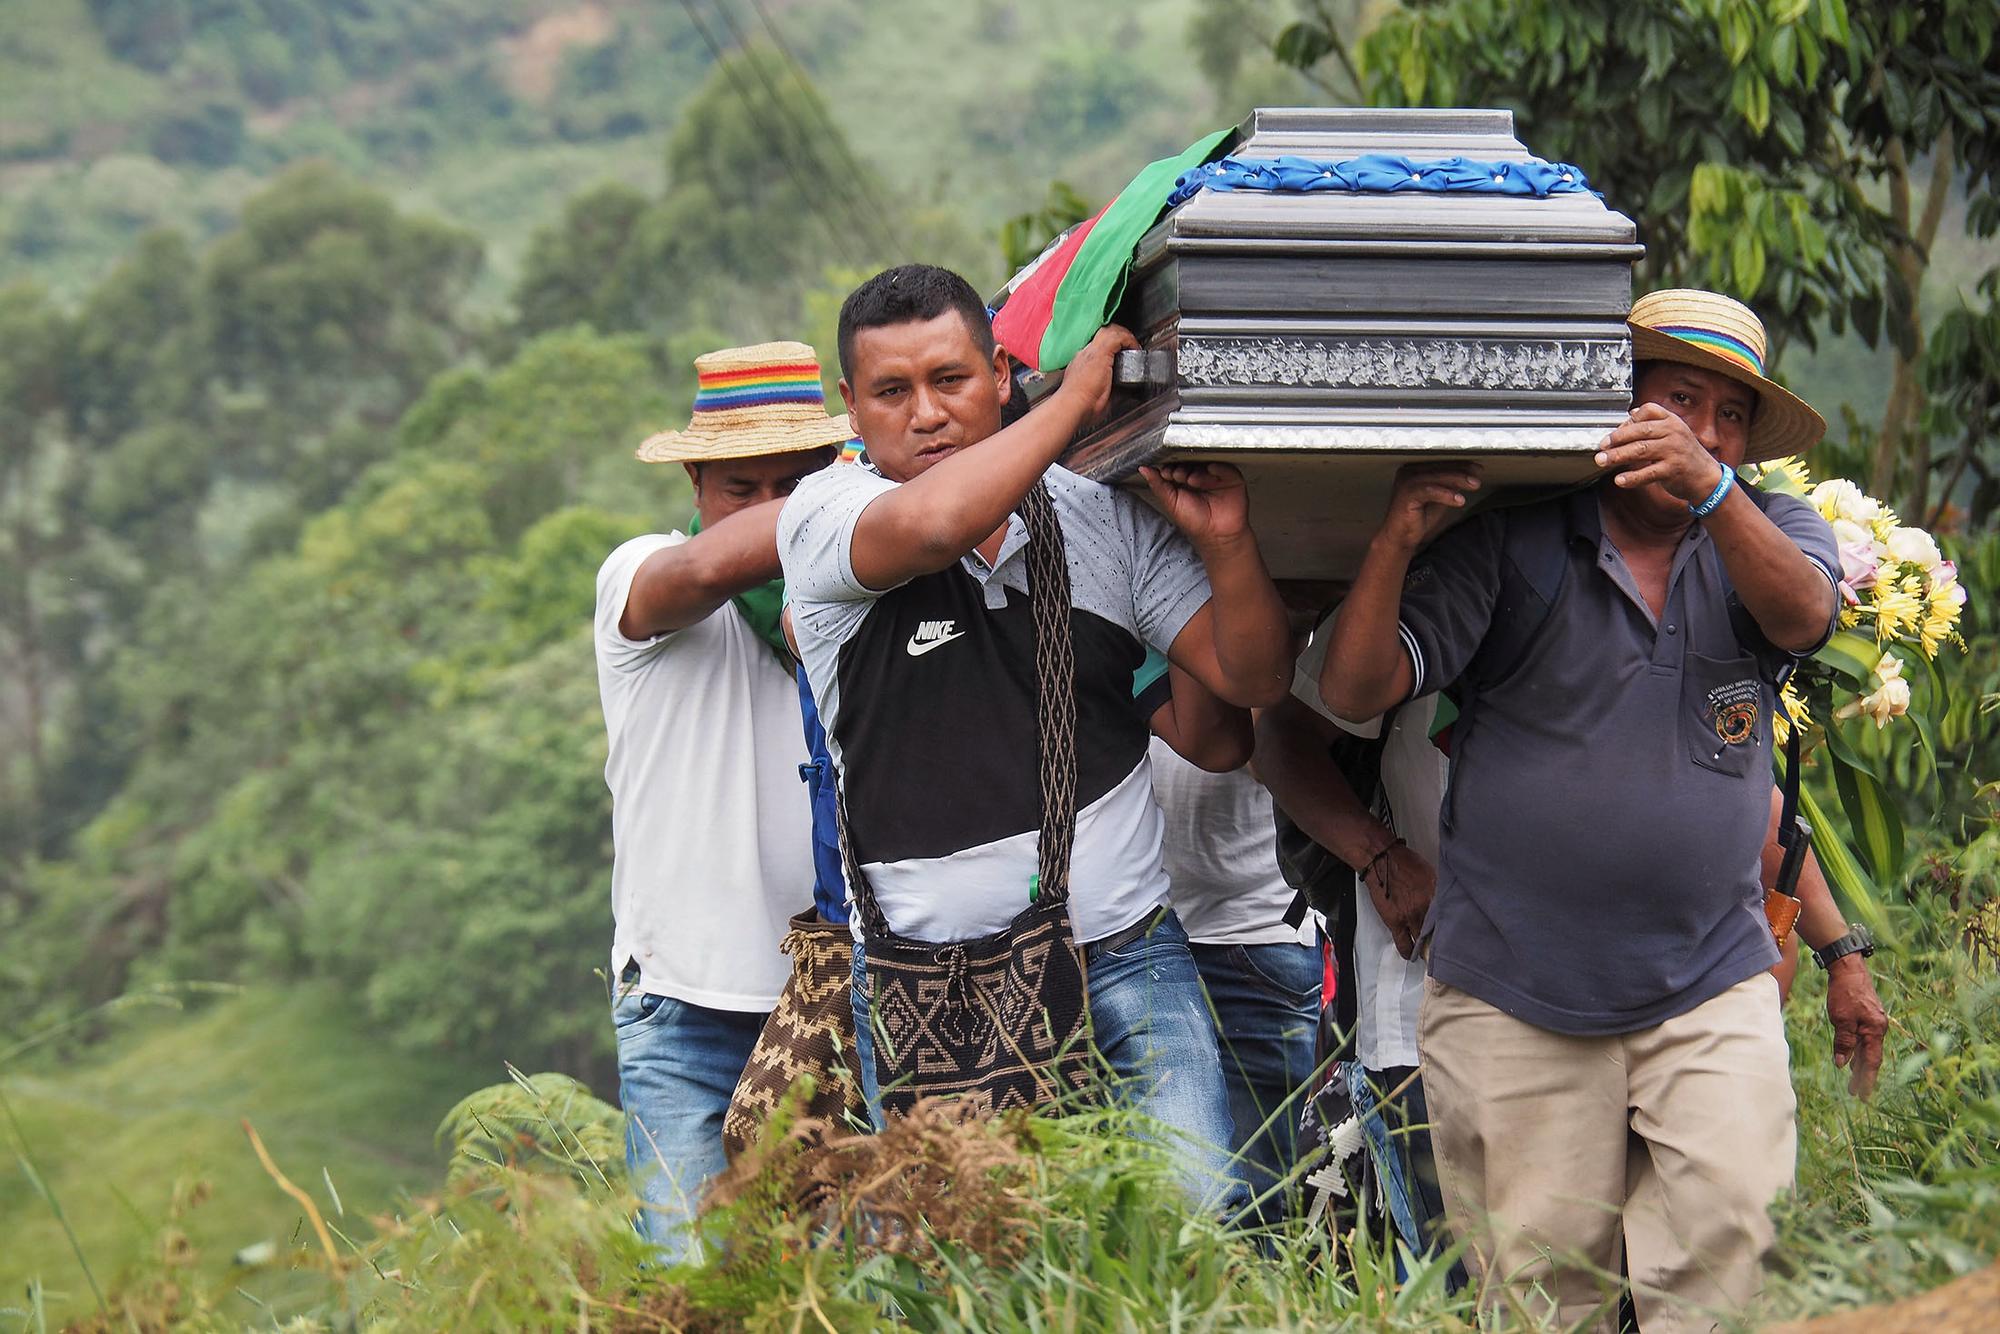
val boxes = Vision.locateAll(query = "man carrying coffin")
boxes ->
[1314,289,1885,1327]
[780,264,1293,1207]
[594,343,846,1257]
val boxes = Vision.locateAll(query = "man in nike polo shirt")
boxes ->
[779,264,1293,1208]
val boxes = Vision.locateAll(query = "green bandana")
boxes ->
[687,512,790,663]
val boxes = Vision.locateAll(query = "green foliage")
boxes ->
[510,182,651,338]
[508,44,904,348]
[437,1069,623,1188]
[998,181,1095,272]
[16,907,2000,1327]
[199,162,482,425]
[0,985,491,1318]
[1766,897,2000,1316]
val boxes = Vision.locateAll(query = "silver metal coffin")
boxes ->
[1048,107,1643,580]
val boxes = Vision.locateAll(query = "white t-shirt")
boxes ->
[595,534,814,1010]
[1293,628,1445,1070]
[1150,738,1315,947]
[779,462,1212,944]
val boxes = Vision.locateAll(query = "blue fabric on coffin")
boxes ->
[1167,154,1595,208]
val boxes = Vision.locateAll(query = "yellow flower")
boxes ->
[1751,456,1812,495]
[1920,580,1965,657]
[1870,577,1925,642]
[1774,682,1812,747]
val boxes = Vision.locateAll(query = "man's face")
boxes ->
[838,312,1010,483]
[1627,361,1758,520]
[684,449,830,527]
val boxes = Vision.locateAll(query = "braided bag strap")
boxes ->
[1018,481,1079,906]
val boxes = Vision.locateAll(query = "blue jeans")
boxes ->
[1345,1061,1465,1287]
[613,973,766,1263]
[1189,940,1322,1223]
[850,909,1242,1214]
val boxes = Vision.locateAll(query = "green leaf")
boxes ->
[1815,631,1881,685]
[1641,18,1675,80]
[1882,70,1914,128]
[1831,753,1904,885]
[1767,24,1798,86]
[1798,27,1823,83]
[1273,21,1336,71]
[1398,39,1427,103]
[1798,784,1885,930]
[1823,715,1885,780]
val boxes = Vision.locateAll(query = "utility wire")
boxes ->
[671,0,865,266]
[737,0,909,258]
[701,0,896,261]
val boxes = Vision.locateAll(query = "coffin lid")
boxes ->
[1137,107,1638,261]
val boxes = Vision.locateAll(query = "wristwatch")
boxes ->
[1813,926,1875,970]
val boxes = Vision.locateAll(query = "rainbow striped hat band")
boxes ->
[1627,289,1826,464]
[636,340,854,464]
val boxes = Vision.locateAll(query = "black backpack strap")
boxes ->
[1725,482,1814,875]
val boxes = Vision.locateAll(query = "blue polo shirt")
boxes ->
[1399,483,1839,1035]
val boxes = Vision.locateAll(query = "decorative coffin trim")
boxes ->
[1176,336,1633,394]
[1157,422,1613,453]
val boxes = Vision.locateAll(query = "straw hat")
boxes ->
[1627,289,1826,464]
[636,341,854,464]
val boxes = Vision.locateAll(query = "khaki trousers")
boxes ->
[1418,972,1796,1332]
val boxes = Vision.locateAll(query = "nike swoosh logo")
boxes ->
[905,630,966,656]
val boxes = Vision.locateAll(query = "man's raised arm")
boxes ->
[1143,462,1293,708]
[620,498,786,641]
[1595,403,1836,652]
[1317,463,1482,722]
[845,327,1136,592]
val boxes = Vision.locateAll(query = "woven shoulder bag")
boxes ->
[845,480,1092,1117]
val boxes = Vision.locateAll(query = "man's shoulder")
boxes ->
[597,532,682,596]
[1043,463,1131,523]
[781,459,893,539]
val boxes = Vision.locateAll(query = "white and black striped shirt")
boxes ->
[780,461,1212,944]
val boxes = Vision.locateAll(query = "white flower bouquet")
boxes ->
[1746,459,1966,741]
[1742,458,1969,908]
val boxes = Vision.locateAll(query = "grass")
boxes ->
[5,890,1993,1330]
[0,984,491,1326]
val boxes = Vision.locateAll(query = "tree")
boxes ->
[1274,0,2000,520]
[508,44,897,344]
[0,284,80,863]
[512,183,652,338]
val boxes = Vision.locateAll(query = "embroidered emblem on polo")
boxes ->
[1705,679,1761,744]
[906,619,965,656]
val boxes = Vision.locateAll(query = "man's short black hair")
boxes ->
[837,264,995,385]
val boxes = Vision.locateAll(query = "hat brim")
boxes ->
[1628,325,1826,464]
[635,411,855,464]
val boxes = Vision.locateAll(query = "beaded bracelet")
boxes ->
[1689,464,1736,518]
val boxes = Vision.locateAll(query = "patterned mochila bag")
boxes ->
[721,907,868,1159]
[845,481,1093,1117]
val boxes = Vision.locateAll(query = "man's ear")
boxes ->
[991,343,1013,405]
[682,461,702,501]
[838,378,857,415]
